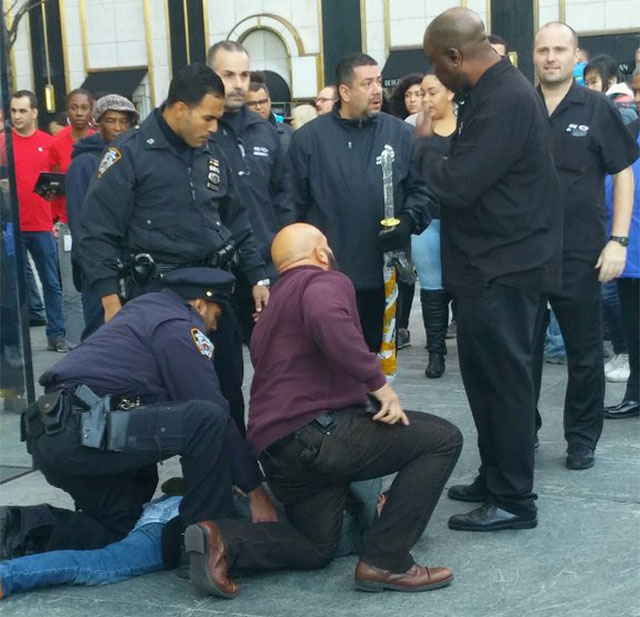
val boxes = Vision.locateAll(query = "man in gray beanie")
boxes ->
[65,94,139,339]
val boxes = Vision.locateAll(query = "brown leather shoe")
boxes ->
[184,521,239,598]
[355,560,453,592]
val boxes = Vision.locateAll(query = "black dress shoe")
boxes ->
[447,477,487,503]
[566,444,595,470]
[604,400,639,419]
[448,503,537,531]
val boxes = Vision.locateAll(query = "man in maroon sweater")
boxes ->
[185,223,462,596]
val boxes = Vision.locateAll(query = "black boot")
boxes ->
[0,505,54,560]
[421,289,448,379]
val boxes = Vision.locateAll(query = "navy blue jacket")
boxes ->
[288,108,435,289]
[79,109,266,298]
[40,288,261,491]
[210,106,294,278]
[66,134,106,290]
[66,133,106,245]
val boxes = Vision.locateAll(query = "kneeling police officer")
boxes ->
[0,269,275,560]
[77,63,268,434]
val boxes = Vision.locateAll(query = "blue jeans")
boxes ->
[545,310,566,357]
[0,523,164,595]
[412,220,442,290]
[21,231,65,338]
[25,258,45,317]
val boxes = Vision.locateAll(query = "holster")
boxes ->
[75,385,111,450]
[20,390,71,452]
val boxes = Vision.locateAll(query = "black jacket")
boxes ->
[288,109,435,289]
[269,112,293,153]
[209,106,294,277]
[79,110,266,298]
[418,59,563,293]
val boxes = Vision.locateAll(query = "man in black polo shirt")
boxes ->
[419,8,562,531]
[533,22,639,470]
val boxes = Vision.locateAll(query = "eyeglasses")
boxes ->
[247,98,269,108]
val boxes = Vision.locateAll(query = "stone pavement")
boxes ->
[0,310,639,617]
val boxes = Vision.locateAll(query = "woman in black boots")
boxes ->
[411,73,456,378]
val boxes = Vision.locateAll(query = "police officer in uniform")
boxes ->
[533,22,639,469]
[78,63,267,433]
[0,269,276,561]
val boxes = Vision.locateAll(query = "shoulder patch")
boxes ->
[190,328,214,359]
[97,147,122,177]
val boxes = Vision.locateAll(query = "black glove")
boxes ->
[378,215,412,252]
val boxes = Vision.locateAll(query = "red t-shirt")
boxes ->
[48,125,94,223]
[0,130,54,232]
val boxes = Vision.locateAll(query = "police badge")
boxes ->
[207,157,221,192]
[191,328,214,358]
[97,147,122,177]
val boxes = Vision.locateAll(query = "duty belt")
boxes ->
[21,386,143,449]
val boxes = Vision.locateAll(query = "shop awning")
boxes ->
[81,68,147,99]
[381,49,430,89]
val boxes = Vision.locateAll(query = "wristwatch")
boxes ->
[610,235,629,247]
[256,278,271,287]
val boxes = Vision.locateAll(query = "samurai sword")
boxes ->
[378,144,399,381]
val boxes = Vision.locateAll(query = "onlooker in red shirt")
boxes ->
[7,91,66,351]
[48,88,94,347]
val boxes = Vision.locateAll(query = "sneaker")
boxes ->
[445,320,457,339]
[397,328,411,350]
[544,353,566,365]
[605,354,629,383]
[29,315,47,327]
[47,336,68,353]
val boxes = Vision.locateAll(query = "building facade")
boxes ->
[6,0,640,122]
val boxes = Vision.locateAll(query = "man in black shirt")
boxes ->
[532,22,638,469]
[419,8,562,531]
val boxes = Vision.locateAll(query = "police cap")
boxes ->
[162,268,235,304]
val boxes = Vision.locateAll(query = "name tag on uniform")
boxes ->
[253,145,269,158]
[207,158,221,192]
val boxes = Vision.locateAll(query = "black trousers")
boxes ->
[532,258,604,449]
[231,278,256,347]
[617,277,639,402]
[213,408,462,575]
[210,309,246,435]
[397,282,415,331]
[355,288,386,354]
[455,283,540,517]
[30,400,235,552]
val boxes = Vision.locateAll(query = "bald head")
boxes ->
[423,8,497,93]
[425,7,486,55]
[271,223,335,273]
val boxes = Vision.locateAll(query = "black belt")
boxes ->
[266,413,336,458]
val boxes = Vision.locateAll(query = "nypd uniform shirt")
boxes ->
[542,82,640,261]
[78,109,265,298]
[39,289,261,492]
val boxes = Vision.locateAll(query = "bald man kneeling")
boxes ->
[241,223,460,592]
